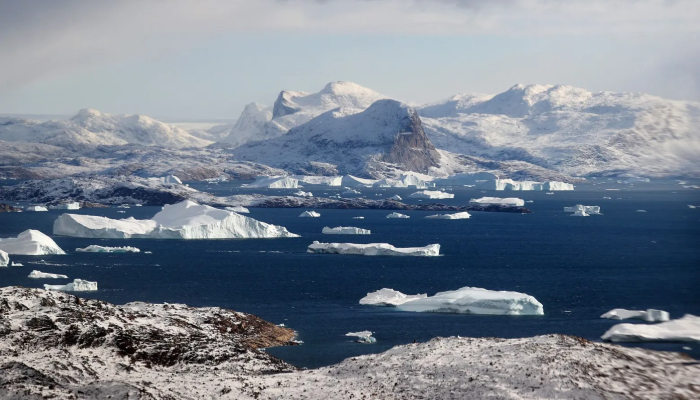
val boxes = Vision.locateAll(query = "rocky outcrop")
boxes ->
[383,106,441,174]
[251,197,531,213]
[0,203,22,213]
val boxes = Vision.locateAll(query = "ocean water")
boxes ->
[0,180,699,368]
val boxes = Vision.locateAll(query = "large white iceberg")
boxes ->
[0,250,8,267]
[149,175,182,185]
[564,205,601,215]
[225,206,250,214]
[322,226,371,235]
[469,197,525,207]
[374,175,431,189]
[425,212,471,219]
[247,176,299,189]
[341,175,376,188]
[359,288,427,306]
[395,287,544,316]
[307,241,440,257]
[0,230,66,255]
[49,202,81,210]
[44,279,98,292]
[299,211,321,218]
[25,205,48,212]
[76,245,141,253]
[53,200,299,239]
[601,308,670,322]
[409,190,454,200]
[601,314,700,343]
[386,212,410,219]
[29,270,68,279]
[345,331,376,344]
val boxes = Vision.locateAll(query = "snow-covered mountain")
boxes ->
[0,109,212,149]
[230,99,441,177]
[220,103,273,147]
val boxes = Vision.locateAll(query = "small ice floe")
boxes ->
[44,279,98,292]
[10,262,24,266]
[636,210,647,213]
[409,190,454,200]
[308,242,440,257]
[564,205,601,215]
[29,270,68,279]
[294,190,314,197]
[346,331,376,344]
[603,196,612,199]
[386,212,410,219]
[683,346,692,350]
[389,195,402,201]
[117,211,126,213]
[425,212,471,220]
[116,204,131,209]
[601,308,670,322]
[76,245,140,253]
[299,211,321,218]
[352,216,365,219]
[144,251,153,254]
[322,226,371,235]
[525,200,534,203]
[602,314,700,343]
[688,205,697,209]
[342,188,361,196]
[545,192,554,195]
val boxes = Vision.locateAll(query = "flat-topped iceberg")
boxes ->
[386,212,410,219]
[308,241,440,257]
[44,279,97,292]
[76,245,141,253]
[322,226,371,235]
[395,287,544,316]
[425,212,471,220]
[564,205,601,215]
[294,190,313,197]
[299,211,321,218]
[346,331,376,344]
[359,288,427,306]
[10,262,23,266]
[48,202,81,210]
[0,250,8,267]
[0,230,65,255]
[601,308,670,322]
[225,206,250,214]
[149,175,182,185]
[374,175,431,189]
[53,200,299,239]
[25,205,48,212]
[29,270,68,279]
[602,314,700,343]
[247,176,299,189]
[292,175,343,186]
[409,190,454,199]
[469,197,524,207]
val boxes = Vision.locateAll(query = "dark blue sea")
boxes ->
[1,179,699,368]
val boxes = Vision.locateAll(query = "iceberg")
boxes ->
[149,175,182,185]
[386,212,410,219]
[293,175,343,186]
[425,212,471,219]
[29,270,68,279]
[25,205,48,212]
[601,308,670,322]
[409,190,454,200]
[395,287,544,316]
[0,250,8,267]
[469,197,525,207]
[299,211,321,218]
[389,195,402,201]
[359,288,427,306]
[341,175,376,188]
[345,331,376,344]
[307,241,440,257]
[433,172,498,186]
[247,176,299,189]
[48,202,81,210]
[570,210,589,217]
[374,175,432,189]
[44,279,98,292]
[481,179,574,191]
[342,188,362,196]
[76,245,141,253]
[352,216,365,219]
[10,262,23,266]
[602,314,700,343]
[564,205,601,215]
[53,200,299,239]
[322,226,371,235]
[294,191,313,197]
[0,230,66,255]
[225,206,250,214]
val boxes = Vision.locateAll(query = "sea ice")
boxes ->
[0,230,66,255]
[409,190,454,199]
[0,250,8,267]
[225,206,250,214]
[322,226,371,235]
[425,212,471,219]
[602,314,700,343]
[386,212,410,219]
[48,202,81,210]
[346,331,376,344]
[395,287,544,316]
[299,211,321,218]
[44,279,98,292]
[29,270,68,279]
[564,205,601,215]
[601,308,670,322]
[25,206,48,212]
[469,197,525,207]
[307,241,440,257]
[359,288,427,306]
[76,245,141,253]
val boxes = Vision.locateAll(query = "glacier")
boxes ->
[0,230,66,255]
[425,212,471,219]
[386,212,410,219]
[299,211,321,218]
[345,331,376,344]
[601,308,670,322]
[44,279,98,292]
[29,270,68,279]
[53,200,299,239]
[322,226,371,235]
[76,245,141,253]
[409,190,454,199]
[359,288,428,306]
[0,250,8,267]
[602,314,700,343]
[307,241,440,257]
[394,287,544,316]
[469,197,525,207]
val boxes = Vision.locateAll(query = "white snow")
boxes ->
[294,190,313,197]
[25,205,48,212]
[425,212,471,219]
[359,288,427,306]
[388,194,402,201]
[225,206,250,214]
[53,200,299,239]
[409,190,454,199]
[307,241,440,257]
[345,331,376,344]
[602,314,700,343]
[322,226,371,235]
[469,197,525,207]
[564,205,601,214]
[395,287,544,316]
[43,279,98,292]
[0,250,8,267]
[299,211,321,218]
[601,308,670,322]
[0,230,66,255]
[386,212,410,219]
[247,176,299,189]
[75,245,141,253]
[48,202,81,210]
[28,270,68,279]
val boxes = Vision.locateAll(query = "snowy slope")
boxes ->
[220,103,273,147]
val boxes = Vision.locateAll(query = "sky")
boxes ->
[0,0,698,120]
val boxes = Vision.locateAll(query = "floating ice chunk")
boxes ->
[294,191,314,197]
[409,190,454,200]
[374,175,431,189]
[636,210,647,213]
[292,175,343,186]
[353,216,364,219]
[225,206,250,214]
[395,287,544,316]
[0,230,65,255]
[359,288,427,306]
[299,211,321,218]
[0,250,8,267]
[469,197,524,207]
[76,245,141,253]
[10,262,23,266]
[346,331,376,344]
[602,314,700,343]
[248,176,299,189]
[425,212,471,220]
[564,205,601,215]
[54,214,156,238]
[25,206,48,212]
[307,241,440,257]
[525,200,534,203]
[386,212,410,219]
[603,196,612,199]
[484,179,574,191]
[688,205,697,209]
[545,192,554,195]
[571,210,589,217]
[44,279,97,292]
[29,270,68,279]
[388,195,402,201]
[48,202,81,210]
[322,226,371,235]
[601,308,670,322]
[342,188,362,196]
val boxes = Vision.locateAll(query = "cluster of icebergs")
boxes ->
[308,242,440,257]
